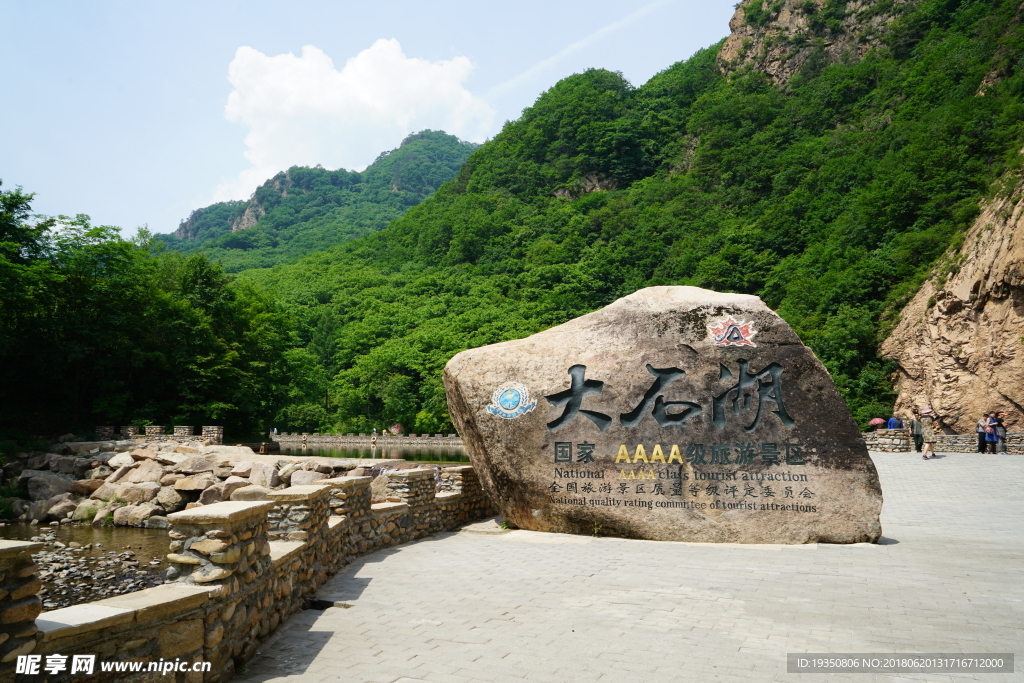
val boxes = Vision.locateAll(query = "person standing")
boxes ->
[908,411,923,453]
[976,413,991,453]
[887,413,903,430]
[983,413,999,453]
[995,412,1008,454]
[920,408,938,459]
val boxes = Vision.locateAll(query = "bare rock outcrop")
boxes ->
[231,200,266,232]
[718,0,910,86]
[881,175,1024,433]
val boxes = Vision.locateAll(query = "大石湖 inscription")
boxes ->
[443,286,882,544]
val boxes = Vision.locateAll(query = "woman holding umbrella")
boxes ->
[868,417,886,431]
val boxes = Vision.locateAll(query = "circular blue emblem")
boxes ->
[499,389,522,411]
[487,383,537,419]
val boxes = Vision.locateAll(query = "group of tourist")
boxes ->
[875,408,1010,458]
[879,409,939,458]
[975,411,1009,454]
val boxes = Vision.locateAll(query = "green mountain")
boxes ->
[248,0,1024,436]
[158,130,479,272]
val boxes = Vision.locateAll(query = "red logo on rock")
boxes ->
[708,316,757,347]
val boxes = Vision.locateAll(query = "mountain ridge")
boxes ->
[158,130,479,272]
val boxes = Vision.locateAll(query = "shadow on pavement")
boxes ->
[317,532,460,603]
[240,618,334,681]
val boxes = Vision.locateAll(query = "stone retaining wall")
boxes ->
[861,429,912,452]
[0,541,44,664]
[272,432,463,447]
[95,426,224,446]
[861,430,1024,454]
[0,465,492,682]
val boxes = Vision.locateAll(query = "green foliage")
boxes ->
[0,194,293,436]
[744,0,783,27]
[159,131,478,272]
[13,0,1023,436]
[240,0,1024,433]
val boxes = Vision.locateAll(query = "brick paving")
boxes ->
[236,452,1024,683]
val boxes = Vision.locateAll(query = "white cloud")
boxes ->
[214,39,495,201]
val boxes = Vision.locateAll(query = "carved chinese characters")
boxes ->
[444,286,882,544]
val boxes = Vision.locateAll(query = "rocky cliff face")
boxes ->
[718,0,909,85]
[232,174,286,232]
[881,172,1024,433]
[231,200,266,232]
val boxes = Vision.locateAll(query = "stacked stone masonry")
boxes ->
[861,429,912,452]
[861,430,1024,454]
[0,465,492,682]
[95,426,224,446]
[273,432,462,447]
[0,541,44,665]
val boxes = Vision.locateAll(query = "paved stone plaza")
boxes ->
[236,452,1023,683]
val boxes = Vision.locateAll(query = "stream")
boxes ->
[0,523,169,610]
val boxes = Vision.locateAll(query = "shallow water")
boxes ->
[0,523,170,610]
[279,445,469,464]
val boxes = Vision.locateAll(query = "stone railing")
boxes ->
[862,430,1023,454]
[0,540,44,664]
[94,427,224,445]
[272,432,463,447]
[2,465,492,682]
[861,428,912,452]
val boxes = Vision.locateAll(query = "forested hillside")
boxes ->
[251,0,1024,435]
[159,131,478,272]
[5,0,1021,441]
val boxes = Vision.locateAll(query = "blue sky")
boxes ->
[0,1,735,235]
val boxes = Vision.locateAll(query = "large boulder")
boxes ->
[92,504,115,525]
[278,463,300,483]
[67,479,105,495]
[230,485,271,501]
[107,452,135,467]
[47,497,78,521]
[121,459,165,484]
[156,486,187,513]
[248,462,279,488]
[230,461,253,477]
[124,481,161,503]
[130,448,159,461]
[290,470,327,486]
[155,452,190,466]
[38,492,75,521]
[25,500,50,522]
[112,505,136,526]
[174,473,217,491]
[23,472,73,501]
[443,286,883,544]
[221,476,251,500]
[86,465,113,479]
[106,464,133,483]
[126,502,164,526]
[90,482,130,502]
[198,486,223,505]
[175,454,223,474]
[370,475,390,503]
[72,500,100,521]
[200,445,256,459]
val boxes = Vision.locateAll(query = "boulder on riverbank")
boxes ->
[444,286,883,544]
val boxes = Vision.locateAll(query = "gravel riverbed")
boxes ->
[1,523,169,610]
